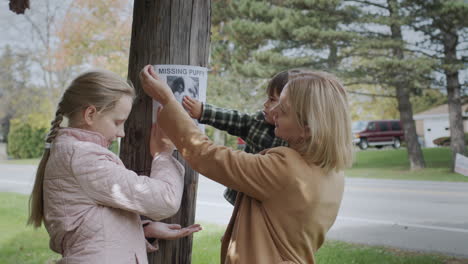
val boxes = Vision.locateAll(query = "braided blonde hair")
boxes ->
[28,70,135,228]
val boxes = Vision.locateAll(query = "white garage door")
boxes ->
[424,118,450,148]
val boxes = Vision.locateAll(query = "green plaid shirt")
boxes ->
[200,103,288,205]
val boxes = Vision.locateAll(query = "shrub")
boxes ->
[433,137,450,146]
[433,133,468,147]
[7,113,50,159]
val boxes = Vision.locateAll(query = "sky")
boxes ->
[0,1,31,48]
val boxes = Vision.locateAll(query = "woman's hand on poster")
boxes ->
[142,220,202,240]
[150,108,175,157]
[140,65,175,105]
[182,96,202,120]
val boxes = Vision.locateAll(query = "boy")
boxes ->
[182,71,288,205]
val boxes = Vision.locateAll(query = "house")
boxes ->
[413,104,468,148]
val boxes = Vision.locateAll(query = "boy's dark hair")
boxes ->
[266,70,289,96]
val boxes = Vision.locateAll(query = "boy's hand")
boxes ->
[182,96,203,120]
[142,220,202,240]
[139,65,174,105]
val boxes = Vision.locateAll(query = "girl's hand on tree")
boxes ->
[142,220,202,240]
[145,239,158,253]
[139,65,174,105]
[150,107,175,157]
[182,96,203,120]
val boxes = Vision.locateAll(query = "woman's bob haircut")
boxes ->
[286,69,353,172]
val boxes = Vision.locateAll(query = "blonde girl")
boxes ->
[140,65,353,264]
[28,69,200,264]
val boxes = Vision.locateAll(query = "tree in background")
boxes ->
[19,0,72,97]
[0,45,53,157]
[206,0,274,147]
[344,0,437,169]
[1,0,68,158]
[348,85,447,128]
[210,0,367,146]
[348,84,399,121]
[6,0,132,95]
[0,46,23,141]
[54,0,132,77]
[210,0,269,111]
[0,45,44,142]
[213,0,359,77]
[1,0,133,158]
[411,89,447,114]
[211,0,441,169]
[404,0,468,170]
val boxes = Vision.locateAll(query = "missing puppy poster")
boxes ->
[152,65,207,129]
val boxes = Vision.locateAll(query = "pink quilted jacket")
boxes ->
[43,128,184,264]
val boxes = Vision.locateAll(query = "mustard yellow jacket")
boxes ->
[159,100,345,264]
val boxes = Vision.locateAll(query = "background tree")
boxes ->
[344,0,436,169]
[207,0,275,147]
[210,0,372,118]
[404,0,468,169]
[0,45,39,141]
[0,46,22,141]
[213,0,359,78]
[54,0,132,77]
[19,0,71,97]
[411,88,447,114]
[211,0,437,169]
[348,84,399,121]
[0,45,53,157]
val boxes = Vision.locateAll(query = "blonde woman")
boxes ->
[140,65,353,264]
[27,70,201,264]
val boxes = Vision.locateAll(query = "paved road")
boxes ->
[1,164,468,257]
[0,164,37,194]
[330,178,468,258]
[0,143,6,160]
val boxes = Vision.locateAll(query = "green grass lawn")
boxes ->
[1,192,466,264]
[347,147,468,182]
[0,193,59,264]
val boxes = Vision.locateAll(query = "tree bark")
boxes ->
[328,42,338,69]
[121,0,211,263]
[396,85,425,169]
[443,30,465,170]
[388,0,425,169]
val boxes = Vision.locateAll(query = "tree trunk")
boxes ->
[388,0,425,169]
[396,85,425,169]
[328,42,338,69]
[446,71,464,169]
[442,28,465,170]
[121,0,211,263]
